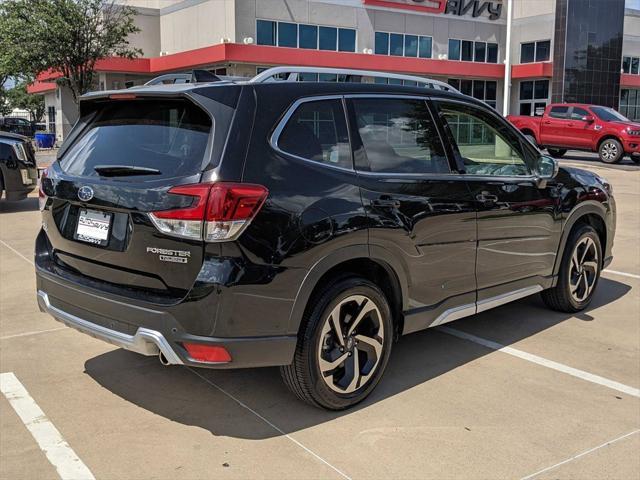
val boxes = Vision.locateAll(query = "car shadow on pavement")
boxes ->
[0,197,39,213]
[84,277,631,439]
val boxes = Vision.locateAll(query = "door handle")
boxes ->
[476,192,498,204]
[372,196,401,209]
[543,121,552,124]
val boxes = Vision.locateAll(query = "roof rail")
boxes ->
[144,73,192,86]
[249,66,459,92]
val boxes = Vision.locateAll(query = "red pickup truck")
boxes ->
[507,103,640,164]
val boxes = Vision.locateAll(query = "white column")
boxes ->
[502,0,513,117]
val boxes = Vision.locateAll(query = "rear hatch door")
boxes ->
[43,94,230,298]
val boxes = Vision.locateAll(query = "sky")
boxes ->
[627,0,640,9]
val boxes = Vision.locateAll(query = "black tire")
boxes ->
[542,224,602,313]
[598,138,623,164]
[281,277,393,410]
[547,148,567,158]
[630,155,640,165]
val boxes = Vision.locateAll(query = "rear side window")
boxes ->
[60,99,212,178]
[277,99,351,169]
[549,106,569,119]
[571,107,589,120]
[350,98,449,174]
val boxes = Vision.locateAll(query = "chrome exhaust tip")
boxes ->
[159,351,171,366]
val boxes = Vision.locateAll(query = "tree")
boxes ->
[7,82,46,123]
[0,0,141,107]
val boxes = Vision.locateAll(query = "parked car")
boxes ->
[0,131,38,201]
[0,116,36,137]
[35,67,616,410]
[507,103,640,164]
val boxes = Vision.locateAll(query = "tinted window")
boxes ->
[632,58,640,75]
[351,98,449,174]
[474,42,486,62]
[278,100,351,168]
[390,33,403,56]
[375,32,389,54]
[278,22,297,47]
[319,26,337,50]
[60,100,211,179]
[404,35,418,57]
[520,81,534,100]
[534,80,549,99]
[461,40,473,61]
[571,107,590,120]
[521,42,535,63]
[535,40,550,61]
[487,43,498,63]
[449,39,461,60]
[622,56,630,74]
[338,28,356,52]
[256,20,276,46]
[438,102,531,176]
[419,36,432,58]
[549,106,569,118]
[299,24,317,49]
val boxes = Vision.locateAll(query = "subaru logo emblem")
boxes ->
[78,186,94,202]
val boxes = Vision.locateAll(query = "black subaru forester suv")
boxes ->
[36,67,615,410]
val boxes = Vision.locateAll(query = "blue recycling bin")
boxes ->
[35,132,56,148]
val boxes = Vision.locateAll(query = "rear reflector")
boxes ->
[183,343,232,363]
[149,182,268,242]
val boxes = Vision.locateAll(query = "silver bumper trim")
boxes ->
[37,290,183,365]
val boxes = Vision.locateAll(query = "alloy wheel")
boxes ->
[317,295,384,394]
[569,237,599,303]
[601,142,618,162]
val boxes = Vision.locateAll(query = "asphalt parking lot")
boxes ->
[1,152,638,480]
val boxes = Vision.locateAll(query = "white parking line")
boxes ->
[438,327,640,398]
[0,238,34,266]
[0,327,67,341]
[0,372,95,480]
[520,429,640,480]
[604,269,640,280]
[189,368,352,480]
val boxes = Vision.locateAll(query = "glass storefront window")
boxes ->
[375,32,432,59]
[390,33,404,56]
[449,39,461,61]
[278,22,297,48]
[319,26,337,50]
[474,42,486,62]
[419,36,432,58]
[404,35,418,57]
[461,41,473,61]
[519,80,549,116]
[299,24,317,49]
[487,43,498,63]
[338,28,356,52]
[520,40,550,63]
[620,89,640,121]
[256,20,276,46]
[375,32,389,55]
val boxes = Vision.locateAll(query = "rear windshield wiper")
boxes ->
[94,165,162,177]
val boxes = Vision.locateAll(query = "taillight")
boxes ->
[183,343,231,363]
[38,169,48,211]
[149,182,268,242]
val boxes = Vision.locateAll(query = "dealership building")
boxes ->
[28,0,640,141]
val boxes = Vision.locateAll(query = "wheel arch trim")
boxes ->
[553,201,608,277]
[287,245,410,335]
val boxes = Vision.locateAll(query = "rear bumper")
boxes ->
[35,270,298,369]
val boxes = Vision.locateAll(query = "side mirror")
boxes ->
[534,155,558,189]
[583,115,595,123]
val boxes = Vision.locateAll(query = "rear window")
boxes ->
[549,106,569,119]
[60,99,212,178]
